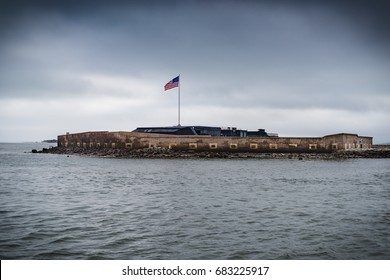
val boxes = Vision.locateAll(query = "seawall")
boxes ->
[47,145,390,159]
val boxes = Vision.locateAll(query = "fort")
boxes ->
[56,126,373,154]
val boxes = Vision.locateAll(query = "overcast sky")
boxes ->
[0,0,389,143]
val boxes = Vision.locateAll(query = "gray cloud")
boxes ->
[0,0,389,142]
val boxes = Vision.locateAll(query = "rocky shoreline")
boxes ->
[37,146,390,159]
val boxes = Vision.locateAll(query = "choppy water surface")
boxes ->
[0,143,389,259]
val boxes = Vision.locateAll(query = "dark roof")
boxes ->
[133,126,275,137]
[133,126,221,136]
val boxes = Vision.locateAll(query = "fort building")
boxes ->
[57,126,372,153]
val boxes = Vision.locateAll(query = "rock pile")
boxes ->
[35,146,390,159]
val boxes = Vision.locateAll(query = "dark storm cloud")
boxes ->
[0,0,389,142]
[1,0,389,42]
[1,0,389,100]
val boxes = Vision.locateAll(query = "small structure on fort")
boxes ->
[133,126,276,137]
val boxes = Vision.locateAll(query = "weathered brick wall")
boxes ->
[322,134,373,150]
[57,131,373,153]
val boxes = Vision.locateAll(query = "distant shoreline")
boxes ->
[42,139,57,143]
[42,146,390,159]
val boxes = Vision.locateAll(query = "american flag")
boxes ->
[164,76,179,91]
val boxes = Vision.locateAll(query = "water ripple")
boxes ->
[0,144,389,259]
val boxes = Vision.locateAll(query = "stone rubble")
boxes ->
[34,146,390,159]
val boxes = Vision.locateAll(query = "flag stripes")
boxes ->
[164,76,179,91]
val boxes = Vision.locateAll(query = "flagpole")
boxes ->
[178,74,181,126]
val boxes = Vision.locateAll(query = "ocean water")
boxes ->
[0,143,389,260]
